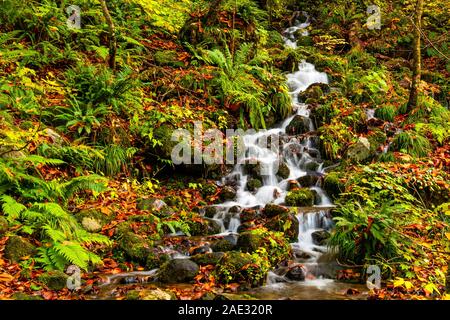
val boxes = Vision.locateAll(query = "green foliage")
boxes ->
[375,105,396,122]
[390,131,431,158]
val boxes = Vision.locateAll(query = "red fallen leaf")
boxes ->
[42,291,54,300]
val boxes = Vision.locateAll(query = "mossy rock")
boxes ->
[137,198,173,217]
[285,115,310,135]
[157,259,199,283]
[262,203,289,218]
[276,162,290,179]
[246,178,262,192]
[298,83,329,103]
[203,206,217,218]
[211,238,235,252]
[323,172,344,200]
[154,50,184,68]
[38,271,68,290]
[201,183,218,198]
[4,236,35,262]
[152,124,177,159]
[285,188,315,207]
[345,137,372,163]
[213,251,270,287]
[0,216,8,235]
[266,212,299,242]
[297,174,320,187]
[219,186,237,201]
[118,231,152,263]
[126,288,175,300]
[146,251,170,270]
[76,209,110,232]
[188,218,221,236]
[11,293,44,300]
[311,229,330,246]
[191,252,225,266]
[244,162,263,179]
[236,228,291,266]
[240,209,258,223]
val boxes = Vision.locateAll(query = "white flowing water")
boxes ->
[209,20,337,284]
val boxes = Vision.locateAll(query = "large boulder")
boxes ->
[285,264,306,281]
[116,224,152,263]
[346,137,372,163]
[157,259,200,283]
[266,212,299,242]
[285,188,315,207]
[152,124,178,160]
[145,250,171,270]
[323,172,345,200]
[262,203,289,218]
[246,178,262,192]
[276,161,290,179]
[191,252,225,266]
[4,236,35,262]
[38,271,68,290]
[188,218,221,236]
[298,83,330,103]
[297,173,321,187]
[285,115,310,135]
[211,238,235,252]
[240,208,258,223]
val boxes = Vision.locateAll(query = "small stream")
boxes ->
[90,18,368,300]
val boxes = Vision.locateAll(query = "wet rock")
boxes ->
[38,271,69,290]
[311,230,330,246]
[191,252,225,265]
[229,205,241,214]
[346,137,372,163]
[304,161,320,172]
[285,188,315,207]
[323,172,344,200]
[4,236,35,262]
[188,218,221,236]
[297,173,321,187]
[201,182,218,198]
[285,264,306,281]
[266,212,299,242]
[276,161,290,179]
[219,186,237,201]
[146,251,171,270]
[157,259,200,283]
[237,221,256,233]
[246,178,262,192]
[293,249,313,260]
[285,115,310,135]
[288,180,301,191]
[262,203,289,218]
[0,216,8,235]
[137,198,173,217]
[211,238,235,252]
[126,288,174,300]
[118,230,152,263]
[203,206,217,218]
[240,208,258,223]
[191,245,211,255]
[298,83,330,103]
[244,161,263,179]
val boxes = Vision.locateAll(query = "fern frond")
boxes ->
[0,194,26,220]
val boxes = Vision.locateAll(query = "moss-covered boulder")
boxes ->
[297,174,320,187]
[211,238,235,252]
[276,162,290,179]
[345,137,372,163]
[4,236,35,262]
[117,228,152,263]
[298,83,329,103]
[152,124,177,160]
[236,228,292,265]
[244,161,263,179]
[262,203,289,218]
[188,218,221,236]
[285,115,310,135]
[191,252,225,266]
[0,216,8,235]
[203,206,217,218]
[157,259,199,283]
[285,188,315,207]
[146,251,171,270]
[323,172,345,200]
[266,212,299,242]
[38,271,68,290]
[213,251,270,287]
[137,198,173,217]
[285,264,306,281]
[246,178,262,192]
[76,209,110,233]
[240,208,258,223]
[219,186,237,201]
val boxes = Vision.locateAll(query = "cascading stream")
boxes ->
[210,17,336,283]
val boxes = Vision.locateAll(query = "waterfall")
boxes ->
[209,19,336,281]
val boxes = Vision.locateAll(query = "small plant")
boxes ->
[390,131,431,158]
[375,105,396,122]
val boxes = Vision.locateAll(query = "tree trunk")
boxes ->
[407,0,424,111]
[99,0,117,70]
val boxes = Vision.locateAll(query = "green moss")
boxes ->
[390,131,431,158]
[0,216,8,235]
[11,293,44,300]
[213,250,271,287]
[323,172,344,200]
[146,252,170,270]
[38,271,68,290]
[266,212,299,242]
[277,162,290,179]
[191,252,225,265]
[285,188,315,206]
[154,50,184,68]
[246,178,262,192]
[4,236,35,262]
[118,231,152,263]
[187,218,221,236]
[236,228,292,266]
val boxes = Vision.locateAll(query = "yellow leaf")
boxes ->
[404,281,413,290]
[0,273,14,282]
[445,232,450,240]
[393,277,404,287]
